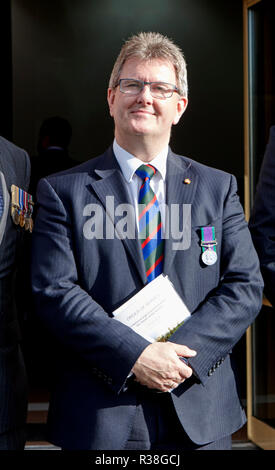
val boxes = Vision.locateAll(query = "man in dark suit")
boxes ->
[249,125,275,307]
[31,32,263,450]
[0,136,30,449]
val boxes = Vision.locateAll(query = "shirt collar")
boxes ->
[113,139,168,183]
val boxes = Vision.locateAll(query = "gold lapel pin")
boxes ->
[184,178,191,184]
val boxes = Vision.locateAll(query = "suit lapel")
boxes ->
[0,145,16,247]
[0,171,10,246]
[87,148,147,285]
[163,151,198,275]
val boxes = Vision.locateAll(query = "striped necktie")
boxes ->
[136,164,164,282]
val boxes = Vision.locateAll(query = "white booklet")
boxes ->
[113,274,190,342]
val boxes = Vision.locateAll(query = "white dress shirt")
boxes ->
[113,139,167,230]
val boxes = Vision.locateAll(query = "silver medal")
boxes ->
[202,248,217,266]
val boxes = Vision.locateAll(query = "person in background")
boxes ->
[249,125,275,307]
[29,116,77,197]
[0,136,31,449]
[31,32,263,450]
[23,117,77,392]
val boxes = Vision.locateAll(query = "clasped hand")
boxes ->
[132,342,197,393]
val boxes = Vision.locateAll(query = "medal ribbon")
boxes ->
[19,188,24,213]
[200,226,217,252]
[24,189,28,217]
[15,186,20,217]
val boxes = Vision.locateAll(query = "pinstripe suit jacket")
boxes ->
[249,125,275,307]
[31,147,263,449]
[0,136,30,434]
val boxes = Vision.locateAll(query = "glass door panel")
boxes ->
[244,0,275,449]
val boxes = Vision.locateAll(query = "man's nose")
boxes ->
[136,84,153,103]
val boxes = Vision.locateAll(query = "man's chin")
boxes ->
[131,125,156,136]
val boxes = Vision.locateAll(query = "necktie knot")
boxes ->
[136,164,156,182]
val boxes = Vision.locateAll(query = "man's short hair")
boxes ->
[109,32,188,97]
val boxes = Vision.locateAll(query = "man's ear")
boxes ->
[107,88,115,117]
[173,97,188,125]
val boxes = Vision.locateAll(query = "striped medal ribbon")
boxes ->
[136,164,164,282]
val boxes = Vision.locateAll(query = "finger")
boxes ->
[173,344,197,358]
[160,383,173,392]
[162,381,182,392]
[163,384,174,390]
[177,361,193,380]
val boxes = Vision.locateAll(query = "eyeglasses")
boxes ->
[117,79,180,99]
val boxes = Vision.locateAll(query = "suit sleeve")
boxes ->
[31,177,150,393]
[170,174,263,386]
[249,126,275,307]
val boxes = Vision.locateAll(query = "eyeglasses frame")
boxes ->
[117,78,180,99]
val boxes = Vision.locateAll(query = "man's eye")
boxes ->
[152,84,170,93]
[125,81,140,89]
